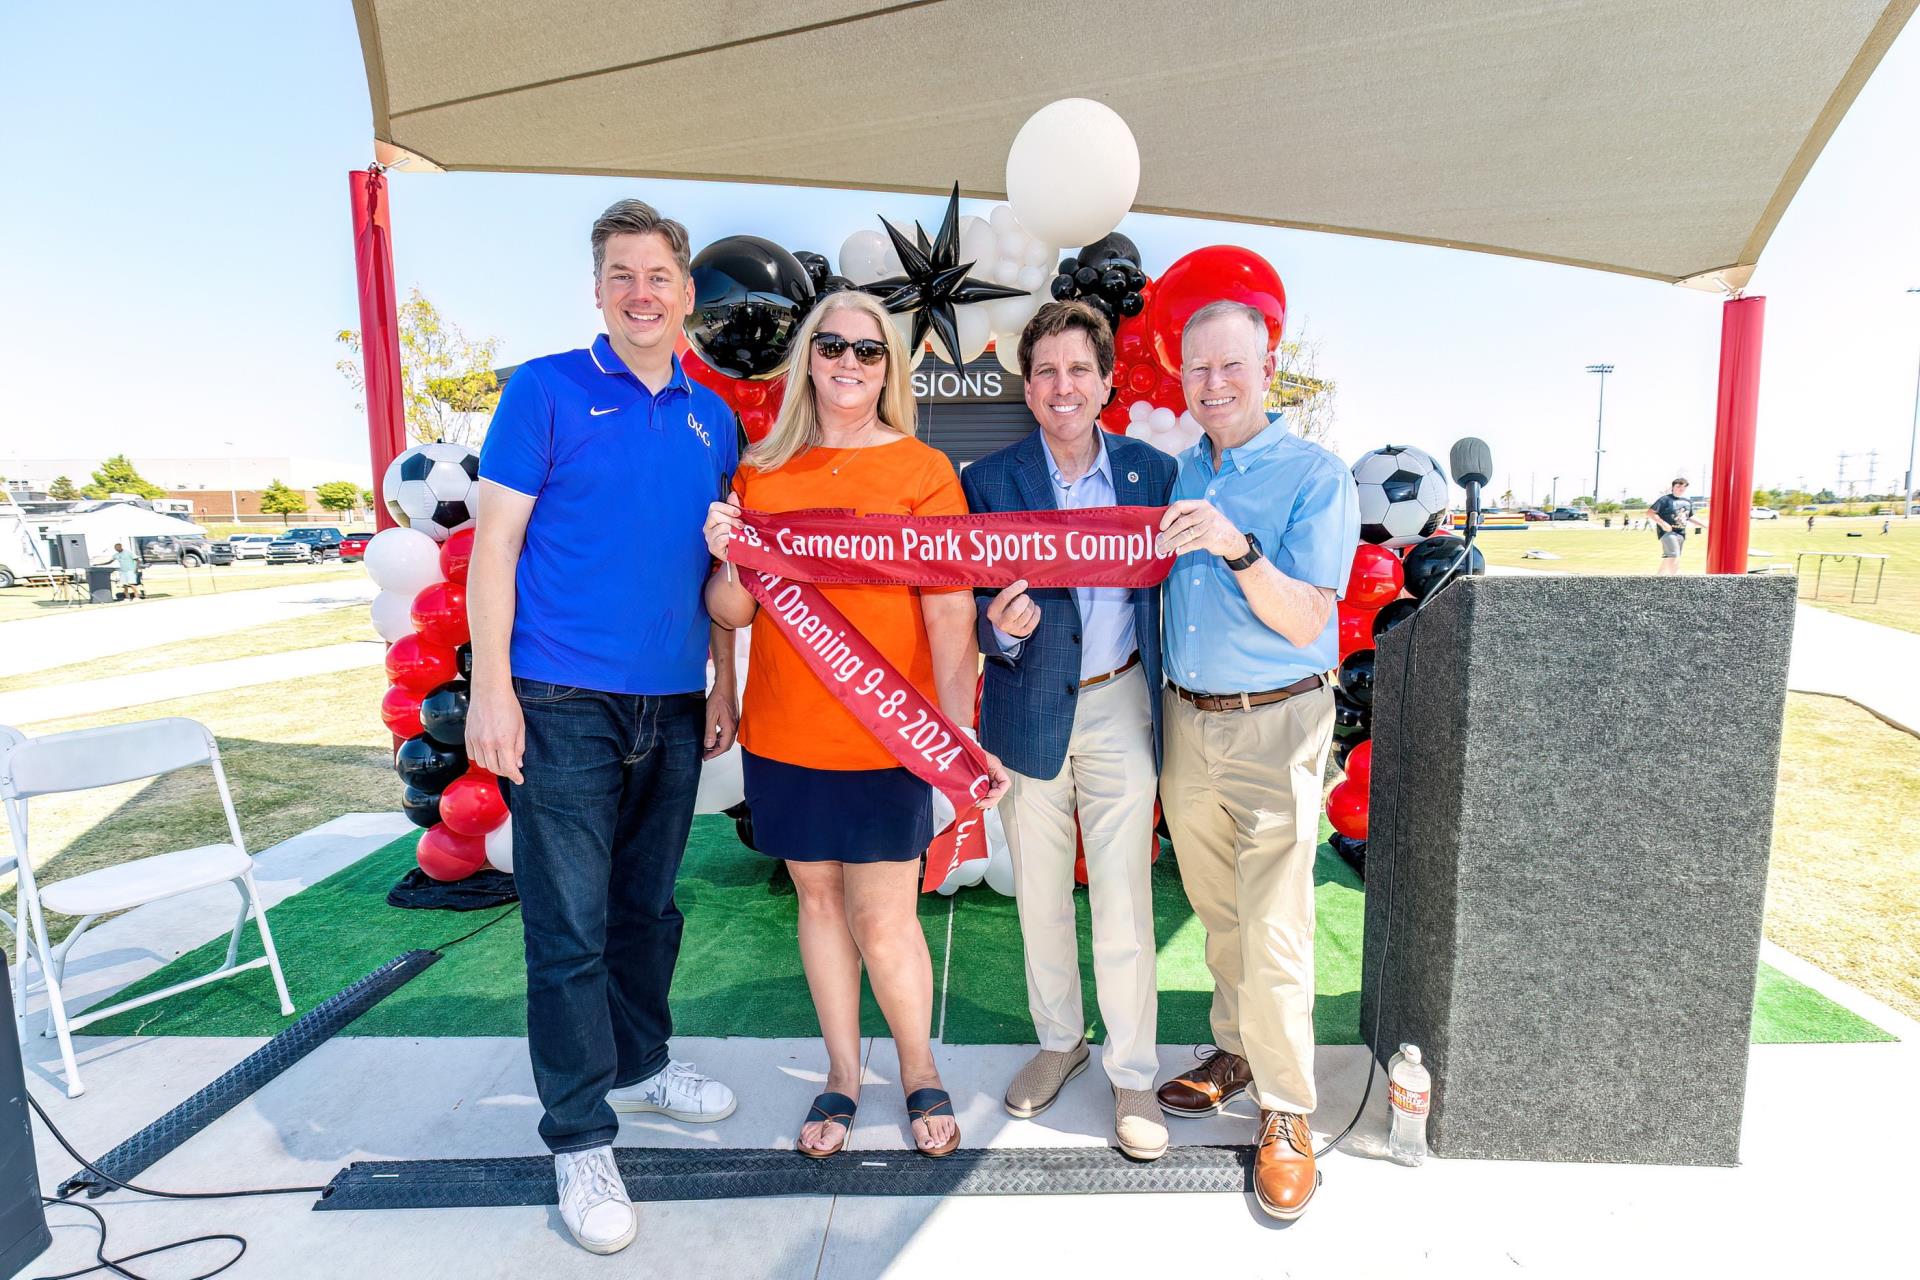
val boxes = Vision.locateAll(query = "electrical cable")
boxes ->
[21,899,524,1276]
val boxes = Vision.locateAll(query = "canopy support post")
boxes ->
[1705,296,1765,575]
[351,166,407,531]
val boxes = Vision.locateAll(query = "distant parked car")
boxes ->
[206,542,235,565]
[227,534,274,561]
[1520,508,1549,522]
[134,534,216,568]
[1750,506,1780,520]
[266,527,345,563]
[1550,507,1589,521]
[338,531,373,562]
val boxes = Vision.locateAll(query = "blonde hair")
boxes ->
[744,291,919,472]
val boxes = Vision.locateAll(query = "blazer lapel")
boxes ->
[1012,430,1056,513]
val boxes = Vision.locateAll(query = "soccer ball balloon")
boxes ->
[383,443,479,543]
[1352,444,1449,546]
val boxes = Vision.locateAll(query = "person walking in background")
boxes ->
[703,290,1010,1163]
[1153,301,1359,1221]
[110,542,139,601]
[466,200,741,1257]
[1645,478,1704,576]
[961,300,1177,1160]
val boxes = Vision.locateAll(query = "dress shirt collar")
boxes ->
[1040,429,1113,492]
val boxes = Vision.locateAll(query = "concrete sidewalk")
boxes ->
[0,575,376,679]
[1787,603,1920,735]
[0,641,385,727]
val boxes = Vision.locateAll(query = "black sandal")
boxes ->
[798,1091,858,1159]
[906,1087,961,1158]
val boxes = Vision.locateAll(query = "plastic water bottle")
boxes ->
[1387,1044,1431,1167]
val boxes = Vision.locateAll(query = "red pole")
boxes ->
[1705,295,1765,575]
[351,167,408,531]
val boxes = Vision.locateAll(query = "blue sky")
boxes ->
[3,3,1917,504]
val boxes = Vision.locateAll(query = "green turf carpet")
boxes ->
[89,818,1893,1045]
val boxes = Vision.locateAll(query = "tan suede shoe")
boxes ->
[1113,1086,1169,1161]
[1003,1041,1090,1118]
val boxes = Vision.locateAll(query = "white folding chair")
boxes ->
[2,723,83,1093]
[1,716,295,1097]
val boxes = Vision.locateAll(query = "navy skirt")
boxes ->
[741,750,933,863]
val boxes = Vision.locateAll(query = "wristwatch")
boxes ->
[1223,532,1263,571]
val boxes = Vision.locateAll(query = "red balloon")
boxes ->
[1146,246,1286,377]
[411,581,470,649]
[1337,605,1377,660]
[381,684,424,738]
[1345,544,1405,611]
[1326,779,1368,841]
[681,344,784,441]
[440,771,508,836]
[386,633,458,695]
[739,405,775,442]
[1344,739,1374,790]
[439,527,475,585]
[417,823,487,882]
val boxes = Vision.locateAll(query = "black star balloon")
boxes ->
[861,184,1028,364]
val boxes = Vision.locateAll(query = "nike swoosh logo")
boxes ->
[590,406,619,416]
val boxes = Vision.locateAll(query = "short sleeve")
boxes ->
[914,447,969,593]
[1284,457,1362,595]
[478,361,555,498]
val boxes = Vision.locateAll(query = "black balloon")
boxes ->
[858,183,1027,367]
[817,274,856,296]
[1073,265,1099,288]
[793,250,832,286]
[1332,689,1371,742]
[395,733,466,794]
[1328,831,1367,879]
[454,643,473,680]
[1338,649,1376,708]
[685,235,816,379]
[1049,274,1076,301]
[1057,256,1081,275]
[1099,267,1129,295]
[1075,231,1142,273]
[1402,534,1486,600]
[1372,598,1420,639]
[401,785,442,830]
[1118,291,1144,317]
[419,681,470,748]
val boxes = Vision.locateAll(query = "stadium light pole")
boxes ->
[1586,364,1614,517]
[1905,287,1919,519]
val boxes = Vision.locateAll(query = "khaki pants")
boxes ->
[999,664,1160,1090]
[1160,683,1334,1114]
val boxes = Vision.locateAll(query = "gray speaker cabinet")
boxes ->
[1359,574,1796,1165]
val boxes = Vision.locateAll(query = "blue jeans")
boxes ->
[501,680,704,1153]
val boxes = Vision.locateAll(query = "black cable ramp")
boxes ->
[315,1144,1257,1211]
[61,949,443,1199]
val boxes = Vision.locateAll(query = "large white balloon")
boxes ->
[981,809,1015,896]
[932,304,992,366]
[958,215,998,271]
[484,813,513,874]
[1005,99,1140,248]
[994,339,1023,376]
[369,589,417,643]
[364,527,445,596]
[839,229,891,283]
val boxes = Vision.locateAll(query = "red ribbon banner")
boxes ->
[733,507,1174,892]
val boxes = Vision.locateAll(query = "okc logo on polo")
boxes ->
[687,413,712,447]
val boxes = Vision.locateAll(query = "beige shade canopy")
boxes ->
[352,0,1915,289]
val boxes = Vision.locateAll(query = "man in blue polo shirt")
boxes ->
[468,200,739,1256]
[1150,301,1359,1223]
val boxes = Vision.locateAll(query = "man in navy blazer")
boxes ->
[961,301,1177,1161]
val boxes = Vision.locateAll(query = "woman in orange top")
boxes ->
[704,290,1009,1160]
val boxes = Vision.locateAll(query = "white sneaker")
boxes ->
[554,1145,636,1255]
[608,1059,737,1123]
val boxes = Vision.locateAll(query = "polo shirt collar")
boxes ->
[590,334,691,395]
[1040,429,1113,489]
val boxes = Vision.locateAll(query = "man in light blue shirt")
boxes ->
[962,301,1177,1159]
[1151,301,1359,1222]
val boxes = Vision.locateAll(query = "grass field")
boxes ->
[0,562,364,625]
[0,604,375,694]
[1474,516,1919,633]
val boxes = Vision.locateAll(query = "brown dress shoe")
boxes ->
[1253,1110,1317,1220]
[1155,1047,1252,1117]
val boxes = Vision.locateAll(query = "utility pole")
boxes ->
[1866,449,1879,499]
[1551,475,1560,508]
[1838,452,1850,500]
[1586,364,1613,517]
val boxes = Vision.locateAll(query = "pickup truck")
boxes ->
[134,534,221,567]
[266,527,345,563]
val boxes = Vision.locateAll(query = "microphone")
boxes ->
[1449,437,1493,566]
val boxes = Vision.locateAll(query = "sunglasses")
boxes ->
[812,332,889,366]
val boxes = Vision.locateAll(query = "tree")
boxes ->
[1266,325,1336,446]
[1499,489,1516,507]
[1621,495,1645,509]
[48,475,80,500]
[337,289,503,448]
[360,487,375,509]
[315,480,363,516]
[82,454,166,500]
[259,479,307,519]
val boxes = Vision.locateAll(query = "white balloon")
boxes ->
[994,340,1023,376]
[695,745,744,814]
[1023,240,1054,269]
[1005,99,1141,248]
[933,305,992,365]
[985,290,1034,337]
[1150,406,1178,432]
[958,215,998,270]
[1128,399,1153,424]
[838,229,890,283]
[981,810,1015,896]
[484,813,513,874]
[997,232,1028,262]
[364,527,445,596]
[1125,421,1157,442]
[1015,264,1048,292]
[369,589,417,643]
[989,204,1020,236]
[993,257,1023,285]
[1167,411,1206,453]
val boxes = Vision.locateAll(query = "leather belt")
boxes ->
[1080,652,1141,689]
[1170,673,1324,712]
